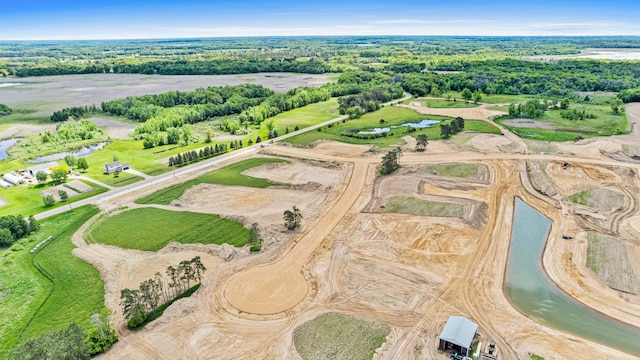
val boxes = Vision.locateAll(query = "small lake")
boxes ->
[0,138,20,160]
[358,119,440,135]
[505,198,640,356]
[29,142,107,163]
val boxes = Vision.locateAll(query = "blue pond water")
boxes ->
[29,142,107,163]
[505,198,640,356]
[357,119,440,135]
[0,138,20,160]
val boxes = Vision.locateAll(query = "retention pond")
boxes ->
[505,198,640,356]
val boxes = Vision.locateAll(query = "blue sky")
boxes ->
[1,0,639,40]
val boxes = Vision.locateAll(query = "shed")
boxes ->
[27,161,60,177]
[103,161,130,174]
[3,173,25,186]
[438,316,478,357]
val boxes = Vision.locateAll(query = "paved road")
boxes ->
[34,94,411,220]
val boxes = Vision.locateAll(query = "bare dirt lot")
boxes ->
[64,100,640,360]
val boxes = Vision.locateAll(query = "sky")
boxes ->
[1,0,639,40]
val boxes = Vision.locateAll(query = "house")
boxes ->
[27,161,60,177]
[438,316,478,357]
[3,173,25,186]
[103,161,130,174]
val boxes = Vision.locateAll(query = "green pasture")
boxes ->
[85,207,250,251]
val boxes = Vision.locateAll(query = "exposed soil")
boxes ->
[62,99,640,360]
[88,117,136,140]
[502,118,553,129]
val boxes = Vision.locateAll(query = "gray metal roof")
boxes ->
[439,316,478,349]
[27,161,60,172]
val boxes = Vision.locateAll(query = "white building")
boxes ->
[3,173,25,186]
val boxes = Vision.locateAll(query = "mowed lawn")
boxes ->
[136,157,286,205]
[86,207,250,251]
[0,205,107,358]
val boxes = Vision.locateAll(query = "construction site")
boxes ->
[57,103,640,360]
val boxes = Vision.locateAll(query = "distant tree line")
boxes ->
[508,101,549,118]
[618,88,640,103]
[13,314,117,360]
[10,58,331,77]
[120,257,206,329]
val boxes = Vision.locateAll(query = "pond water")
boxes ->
[0,138,20,159]
[357,119,440,135]
[29,142,107,163]
[505,198,640,356]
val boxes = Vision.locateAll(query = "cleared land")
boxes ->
[422,163,479,178]
[293,312,389,360]
[587,233,640,294]
[0,205,106,358]
[86,207,250,251]
[135,157,286,205]
[568,187,625,212]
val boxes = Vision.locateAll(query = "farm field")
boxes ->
[0,205,105,359]
[85,207,250,251]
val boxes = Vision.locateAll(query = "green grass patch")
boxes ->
[495,103,630,141]
[285,106,452,147]
[423,99,479,108]
[0,179,108,217]
[443,91,539,104]
[422,163,479,178]
[293,312,389,360]
[136,157,286,205]
[86,207,250,251]
[529,353,545,360]
[0,205,106,358]
[462,120,502,135]
[384,196,464,217]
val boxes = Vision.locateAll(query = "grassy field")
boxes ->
[285,107,501,147]
[284,106,453,147]
[422,99,480,108]
[136,157,286,205]
[293,312,389,360]
[587,233,640,294]
[442,91,539,104]
[85,207,250,251]
[496,103,630,141]
[422,163,479,178]
[0,205,107,358]
[384,196,464,217]
[0,179,108,217]
[567,188,625,212]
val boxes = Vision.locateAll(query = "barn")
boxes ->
[3,173,25,186]
[438,316,478,357]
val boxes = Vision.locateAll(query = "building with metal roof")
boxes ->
[3,173,25,186]
[438,316,478,357]
[27,161,60,176]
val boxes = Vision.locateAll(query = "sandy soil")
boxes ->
[399,102,506,121]
[0,124,57,139]
[502,118,553,129]
[63,102,640,360]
